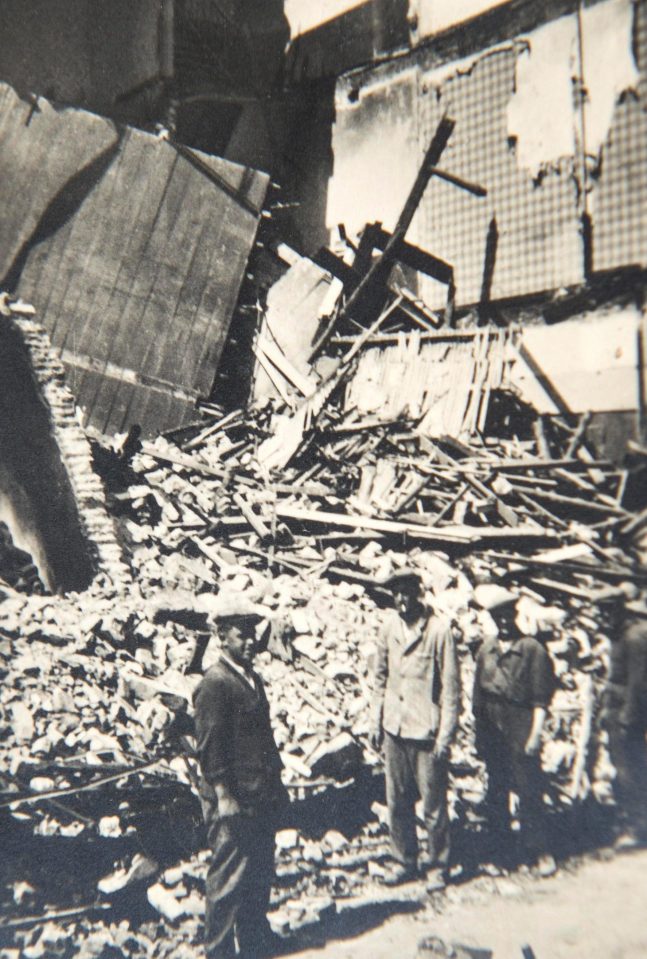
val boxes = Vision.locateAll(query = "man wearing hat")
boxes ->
[600,590,647,846]
[472,589,556,871]
[193,612,287,959]
[370,569,461,886]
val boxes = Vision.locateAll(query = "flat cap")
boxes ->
[474,584,518,611]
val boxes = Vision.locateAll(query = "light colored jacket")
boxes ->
[372,609,460,746]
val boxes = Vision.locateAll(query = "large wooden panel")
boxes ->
[0,84,269,437]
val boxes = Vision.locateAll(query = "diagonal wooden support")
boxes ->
[339,116,455,325]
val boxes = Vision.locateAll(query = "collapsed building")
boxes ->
[0,0,646,956]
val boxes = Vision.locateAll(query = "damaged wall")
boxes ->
[345,330,511,435]
[410,0,511,37]
[0,0,173,125]
[0,316,89,593]
[285,0,410,83]
[509,307,647,416]
[592,0,647,271]
[283,1,520,81]
[326,0,647,308]
[175,0,289,102]
[0,312,128,594]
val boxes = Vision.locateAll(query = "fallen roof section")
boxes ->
[0,83,269,437]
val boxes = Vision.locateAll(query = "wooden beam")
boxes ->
[486,551,647,582]
[275,503,553,543]
[340,116,455,323]
[370,225,454,285]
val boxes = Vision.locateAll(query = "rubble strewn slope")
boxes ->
[3,314,644,955]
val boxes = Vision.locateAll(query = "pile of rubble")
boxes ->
[2,119,646,948]
[2,363,645,954]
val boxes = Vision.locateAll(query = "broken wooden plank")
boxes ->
[257,334,318,397]
[512,488,570,530]
[533,416,551,460]
[257,297,403,471]
[1,758,167,809]
[0,903,111,930]
[367,224,454,286]
[565,411,592,458]
[621,504,647,536]
[426,483,469,527]
[513,485,629,516]
[253,341,296,408]
[232,492,272,540]
[183,408,242,451]
[274,504,554,544]
[140,442,255,487]
[529,577,596,598]
[276,504,472,540]
[486,552,647,582]
[430,442,522,527]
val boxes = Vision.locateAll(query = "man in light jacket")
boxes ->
[370,569,461,887]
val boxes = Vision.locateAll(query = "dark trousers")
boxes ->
[476,710,548,862]
[384,732,450,870]
[201,797,276,959]
[606,719,647,840]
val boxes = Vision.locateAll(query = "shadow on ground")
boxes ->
[279,899,423,956]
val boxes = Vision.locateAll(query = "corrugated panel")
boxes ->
[592,0,647,271]
[0,84,269,437]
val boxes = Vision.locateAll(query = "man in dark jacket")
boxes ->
[370,569,461,887]
[472,591,556,871]
[601,594,647,846]
[193,612,286,959]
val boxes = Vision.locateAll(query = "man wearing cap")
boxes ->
[601,592,647,846]
[472,591,556,870]
[370,569,461,886]
[193,613,287,959]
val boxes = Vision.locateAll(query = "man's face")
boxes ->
[222,624,257,667]
[491,606,517,640]
[393,585,419,619]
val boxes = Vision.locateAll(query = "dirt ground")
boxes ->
[286,847,647,959]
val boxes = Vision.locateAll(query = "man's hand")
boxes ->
[214,785,241,819]
[369,722,384,752]
[433,741,449,760]
[525,706,547,757]
[218,794,241,818]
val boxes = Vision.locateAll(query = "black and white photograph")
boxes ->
[0,1,646,957]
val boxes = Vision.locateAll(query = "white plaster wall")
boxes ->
[285,0,369,37]
[285,0,508,39]
[327,69,421,237]
[411,0,509,36]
